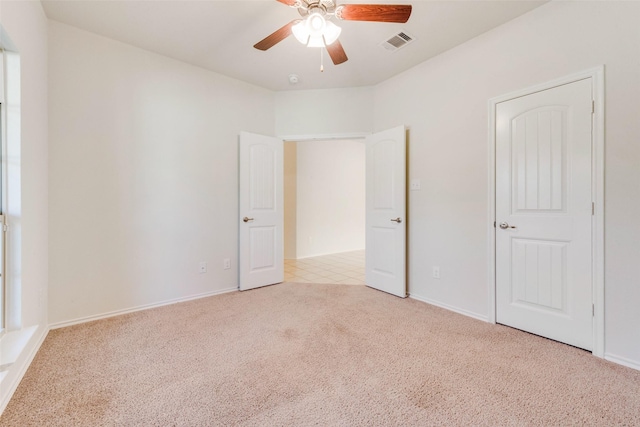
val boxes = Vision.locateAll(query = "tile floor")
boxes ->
[284,250,365,285]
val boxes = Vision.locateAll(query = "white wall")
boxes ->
[275,87,373,137]
[373,1,640,367]
[295,139,365,258]
[48,22,275,325]
[0,0,49,412]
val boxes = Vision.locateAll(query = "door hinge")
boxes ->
[493,221,496,228]
[592,100,595,114]
[2,224,7,232]
[592,202,595,215]
[592,303,595,317]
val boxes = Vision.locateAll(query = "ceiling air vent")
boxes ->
[380,31,415,51]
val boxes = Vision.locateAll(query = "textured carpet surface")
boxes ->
[2,282,639,426]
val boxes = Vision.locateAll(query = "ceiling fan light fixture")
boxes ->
[322,21,342,45]
[307,12,326,35]
[292,12,341,47]
[306,34,326,48]
[254,1,413,67]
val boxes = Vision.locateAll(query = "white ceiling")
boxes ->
[41,0,547,92]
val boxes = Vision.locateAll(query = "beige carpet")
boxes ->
[2,282,639,426]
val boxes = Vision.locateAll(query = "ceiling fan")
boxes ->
[254,0,412,66]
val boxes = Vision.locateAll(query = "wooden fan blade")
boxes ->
[326,40,348,65]
[337,4,412,23]
[254,20,298,51]
[277,0,298,6]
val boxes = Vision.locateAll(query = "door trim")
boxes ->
[487,66,605,357]
[279,132,370,142]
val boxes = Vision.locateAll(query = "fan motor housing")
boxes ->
[297,0,337,17]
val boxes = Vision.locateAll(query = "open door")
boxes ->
[239,131,284,291]
[365,126,406,297]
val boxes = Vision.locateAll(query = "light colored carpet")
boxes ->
[2,282,639,426]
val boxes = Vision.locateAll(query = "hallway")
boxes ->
[284,250,365,285]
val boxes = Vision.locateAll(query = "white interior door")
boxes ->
[496,79,593,350]
[365,126,406,298]
[239,131,284,291]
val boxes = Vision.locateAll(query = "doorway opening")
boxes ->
[283,138,366,285]
[239,127,406,296]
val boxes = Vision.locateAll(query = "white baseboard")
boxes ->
[409,293,489,322]
[49,287,238,330]
[605,353,640,371]
[0,325,49,415]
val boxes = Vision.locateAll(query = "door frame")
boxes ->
[486,66,605,357]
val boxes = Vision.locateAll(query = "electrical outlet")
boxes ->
[432,266,440,279]
[199,261,207,274]
[223,258,231,270]
[410,179,421,191]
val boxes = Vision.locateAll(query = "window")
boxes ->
[0,64,4,335]
[0,55,4,334]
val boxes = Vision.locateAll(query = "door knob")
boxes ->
[499,222,516,229]
[390,217,402,223]
[243,217,254,223]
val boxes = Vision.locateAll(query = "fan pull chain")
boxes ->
[320,47,324,73]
